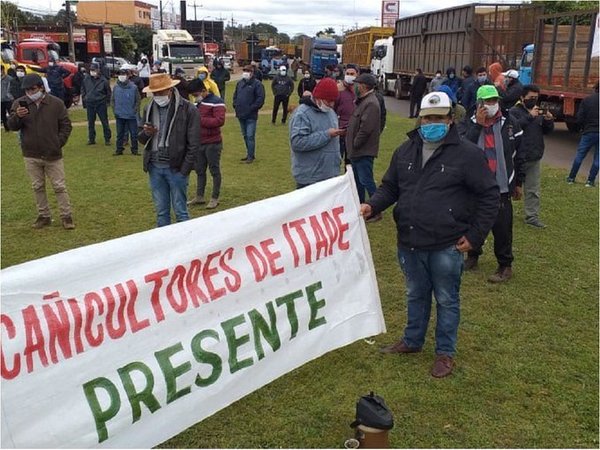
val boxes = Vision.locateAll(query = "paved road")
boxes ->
[383,96,592,175]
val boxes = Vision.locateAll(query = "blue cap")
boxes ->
[435,85,457,104]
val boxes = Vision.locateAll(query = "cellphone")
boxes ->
[477,99,485,108]
[18,100,29,110]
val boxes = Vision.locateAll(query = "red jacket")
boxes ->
[198,93,225,144]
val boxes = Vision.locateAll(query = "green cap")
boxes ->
[477,85,499,100]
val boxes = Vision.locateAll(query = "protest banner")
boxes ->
[1,170,385,448]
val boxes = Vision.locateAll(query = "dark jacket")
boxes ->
[174,76,190,100]
[410,73,427,99]
[211,67,231,95]
[233,76,265,120]
[198,92,226,144]
[375,90,387,133]
[71,70,84,96]
[501,79,523,111]
[271,74,294,97]
[464,112,525,192]
[32,65,70,100]
[577,91,599,134]
[81,75,111,106]
[442,69,462,98]
[367,125,499,251]
[297,76,316,97]
[459,76,476,111]
[346,90,381,159]
[138,89,200,175]
[463,78,492,115]
[8,93,72,160]
[509,102,554,161]
[10,76,25,100]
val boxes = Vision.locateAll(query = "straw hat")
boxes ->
[143,73,180,93]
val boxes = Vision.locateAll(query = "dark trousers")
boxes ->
[86,101,112,143]
[339,136,350,168]
[1,101,11,130]
[272,95,290,123]
[195,142,222,200]
[468,193,514,267]
[409,95,423,117]
[116,117,138,153]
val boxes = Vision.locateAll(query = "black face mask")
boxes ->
[523,98,537,109]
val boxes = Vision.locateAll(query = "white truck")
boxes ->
[152,29,204,79]
[370,37,402,97]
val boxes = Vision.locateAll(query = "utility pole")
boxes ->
[64,0,76,62]
[159,0,163,28]
[192,1,202,21]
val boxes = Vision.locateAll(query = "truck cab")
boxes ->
[310,38,338,79]
[518,44,534,85]
[260,46,284,79]
[153,30,204,79]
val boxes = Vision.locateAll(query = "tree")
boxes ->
[532,0,597,14]
[112,26,137,60]
[277,33,290,44]
[1,1,38,29]
[55,8,77,27]
[128,25,153,59]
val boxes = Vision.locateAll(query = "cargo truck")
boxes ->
[152,29,204,79]
[518,9,599,131]
[372,3,542,98]
[342,26,393,71]
[309,37,338,78]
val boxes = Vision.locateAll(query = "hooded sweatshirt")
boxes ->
[195,66,221,97]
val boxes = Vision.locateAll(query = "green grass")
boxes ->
[1,106,598,448]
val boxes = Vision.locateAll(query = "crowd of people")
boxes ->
[3,56,598,378]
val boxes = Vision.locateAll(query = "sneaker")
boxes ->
[566,177,575,184]
[431,355,454,378]
[187,196,205,206]
[206,198,219,209]
[585,181,595,188]
[113,151,123,156]
[62,216,75,230]
[87,141,96,145]
[32,216,51,229]
[379,340,422,354]
[240,157,249,161]
[464,256,479,271]
[243,158,255,164]
[487,266,512,283]
[365,213,383,223]
[525,219,546,228]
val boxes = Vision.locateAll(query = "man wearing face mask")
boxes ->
[10,66,27,100]
[500,69,523,111]
[345,73,381,218]
[271,66,294,125]
[81,63,112,146]
[138,73,200,227]
[297,69,316,98]
[441,67,462,101]
[137,57,151,87]
[31,57,70,102]
[464,85,525,282]
[461,67,491,116]
[429,70,443,92]
[509,84,554,228]
[363,91,499,378]
[289,77,343,188]
[409,68,427,118]
[195,66,221,97]
[334,65,358,164]
[233,65,265,163]
[111,69,141,156]
[1,66,15,131]
[8,74,75,230]
[186,78,226,209]
[71,64,86,106]
[211,60,231,100]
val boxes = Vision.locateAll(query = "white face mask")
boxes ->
[316,100,331,113]
[154,95,170,107]
[195,95,204,103]
[118,75,127,83]
[280,70,287,76]
[485,103,499,117]
[304,73,310,79]
[27,91,44,102]
[242,72,251,80]
[90,71,98,77]
[48,62,55,67]
[16,71,25,78]
[344,75,356,85]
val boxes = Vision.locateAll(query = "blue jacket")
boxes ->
[111,81,140,120]
[289,96,341,185]
[233,77,265,120]
[33,65,70,100]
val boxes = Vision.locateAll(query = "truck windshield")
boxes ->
[169,44,202,58]
[521,50,533,67]
[373,45,387,59]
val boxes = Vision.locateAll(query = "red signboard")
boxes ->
[86,28,101,53]
[18,31,86,44]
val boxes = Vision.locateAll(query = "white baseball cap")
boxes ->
[419,92,452,117]
[503,69,519,79]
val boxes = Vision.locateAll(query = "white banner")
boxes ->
[592,14,600,58]
[0,170,385,448]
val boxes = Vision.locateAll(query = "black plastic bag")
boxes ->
[350,391,394,430]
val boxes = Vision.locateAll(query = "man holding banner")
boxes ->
[362,92,499,378]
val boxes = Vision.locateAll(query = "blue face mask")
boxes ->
[420,123,449,143]
[198,73,207,80]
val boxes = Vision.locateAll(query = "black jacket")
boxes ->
[297,77,316,97]
[509,103,554,161]
[367,126,499,251]
[233,77,265,120]
[410,73,427,99]
[577,91,599,134]
[501,80,523,111]
[464,113,525,192]
[271,74,294,97]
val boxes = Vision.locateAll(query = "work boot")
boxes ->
[464,255,479,271]
[431,355,454,378]
[488,266,512,283]
[206,198,219,209]
[187,196,205,206]
[32,216,51,229]
[379,340,422,354]
[62,216,75,230]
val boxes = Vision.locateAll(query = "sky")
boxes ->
[15,0,526,37]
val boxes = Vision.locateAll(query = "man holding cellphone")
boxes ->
[8,74,74,229]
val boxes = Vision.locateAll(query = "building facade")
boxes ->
[77,0,153,27]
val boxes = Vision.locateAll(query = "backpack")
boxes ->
[350,391,394,430]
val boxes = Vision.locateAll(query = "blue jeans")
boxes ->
[398,246,464,356]
[568,132,599,184]
[238,118,257,160]
[351,156,377,203]
[148,164,190,227]
[116,118,138,153]
[86,101,111,143]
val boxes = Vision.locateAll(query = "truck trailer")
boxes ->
[518,9,599,131]
[373,3,541,98]
[342,26,393,70]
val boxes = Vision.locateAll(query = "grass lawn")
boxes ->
[1,94,598,448]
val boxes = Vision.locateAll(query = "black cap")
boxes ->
[21,74,44,90]
[354,73,377,88]
[90,63,99,70]
[117,69,127,75]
